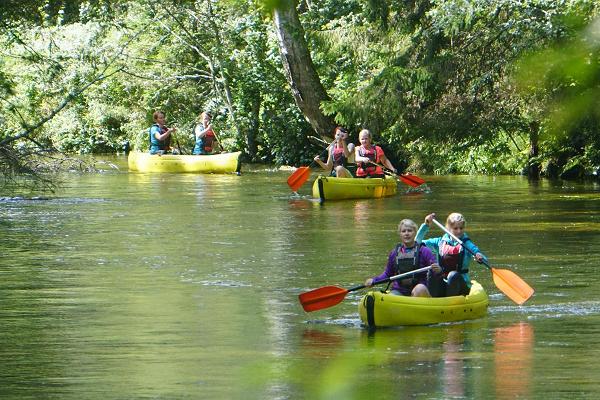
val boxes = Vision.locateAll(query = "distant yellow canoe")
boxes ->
[128,151,242,174]
[312,175,397,201]
[358,281,489,327]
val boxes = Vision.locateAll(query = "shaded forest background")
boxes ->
[1,0,599,189]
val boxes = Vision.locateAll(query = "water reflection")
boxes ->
[4,169,600,398]
[300,328,345,358]
[357,322,488,398]
[442,326,466,398]
[352,201,374,231]
[494,322,534,399]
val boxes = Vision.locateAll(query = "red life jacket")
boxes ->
[356,145,383,177]
[332,145,347,168]
[203,129,216,152]
[438,239,468,276]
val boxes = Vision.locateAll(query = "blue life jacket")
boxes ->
[149,124,167,154]
[192,124,216,155]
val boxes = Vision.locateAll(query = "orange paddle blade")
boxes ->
[298,285,349,312]
[491,268,534,305]
[287,167,311,192]
[398,173,426,187]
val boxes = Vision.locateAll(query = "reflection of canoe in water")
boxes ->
[128,151,242,174]
[358,281,488,327]
[311,175,397,201]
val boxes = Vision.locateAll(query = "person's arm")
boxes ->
[365,251,395,286]
[195,124,210,139]
[340,139,351,158]
[416,223,429,243]
[382,155,396,173]
[421,246,441,274]
[314,147,333,171]
[347,143,355,163]
[377,148,396,172]
[355,146,370,164]
[313,156,327,170]
[416,222,441,252]
[462,235,487,264]
[154,126,172,141]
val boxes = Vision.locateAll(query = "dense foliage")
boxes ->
[1,0,599,189]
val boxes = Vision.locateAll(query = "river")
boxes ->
[1,156,600,399]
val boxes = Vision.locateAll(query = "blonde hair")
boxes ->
[398,218,418,233]
[359,129,372,138]
[446,213,466,227]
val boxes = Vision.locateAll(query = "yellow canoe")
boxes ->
[358,281,489,327]
[128,151,242,174]
[311,175,397,201]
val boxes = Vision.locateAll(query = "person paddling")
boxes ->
[354,129,396,178]
[416,213,486,297]
[192,111,219,155]
[149,110,177,155]
[314,126,355,178]
[365,219,441,297]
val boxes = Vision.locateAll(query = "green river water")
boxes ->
[1,156,600,399]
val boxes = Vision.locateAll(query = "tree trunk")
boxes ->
[273,0,335,137]
[246,89,261,160]
[527,121,540,180]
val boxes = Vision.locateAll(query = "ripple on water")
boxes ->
[198,279,252,288]
[271,193,316,201]
[303,315,363,328]
[490,300,600,319]
[402,184,432,194]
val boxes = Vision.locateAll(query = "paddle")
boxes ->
[210,125,225,153]
[287,139,335,192]
[431,218,534,305]
[308,135,333,147]
[299,266,433,312]
[369,161,426,188]
[172,130,185,155]
[287,166,312,193]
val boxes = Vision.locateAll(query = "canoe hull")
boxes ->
[358,281,489,327]
[311,175,397,201]
[128,151,241,174]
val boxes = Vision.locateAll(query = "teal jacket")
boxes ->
[149,124,167,154]
[416,223,487,286]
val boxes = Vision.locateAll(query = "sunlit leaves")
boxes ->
[516,17,600,133]
[514,12,600,172]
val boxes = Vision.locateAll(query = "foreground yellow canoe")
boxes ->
[128,151,242,174]
[311,175,397,201]
[358,281,488,327]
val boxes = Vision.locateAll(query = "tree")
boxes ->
[514,12,600,178]
[272,0,336,137]
[0,3,127,191]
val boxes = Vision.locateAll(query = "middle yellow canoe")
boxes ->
[311,175,397,201]
[358,281,489,327]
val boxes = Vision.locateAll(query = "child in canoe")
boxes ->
[314,126,355,178]
[354,129,396,178]
[192,111,220,155]
[365,219,441,297]
[416,212,487,297]
[149,110,177,155]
